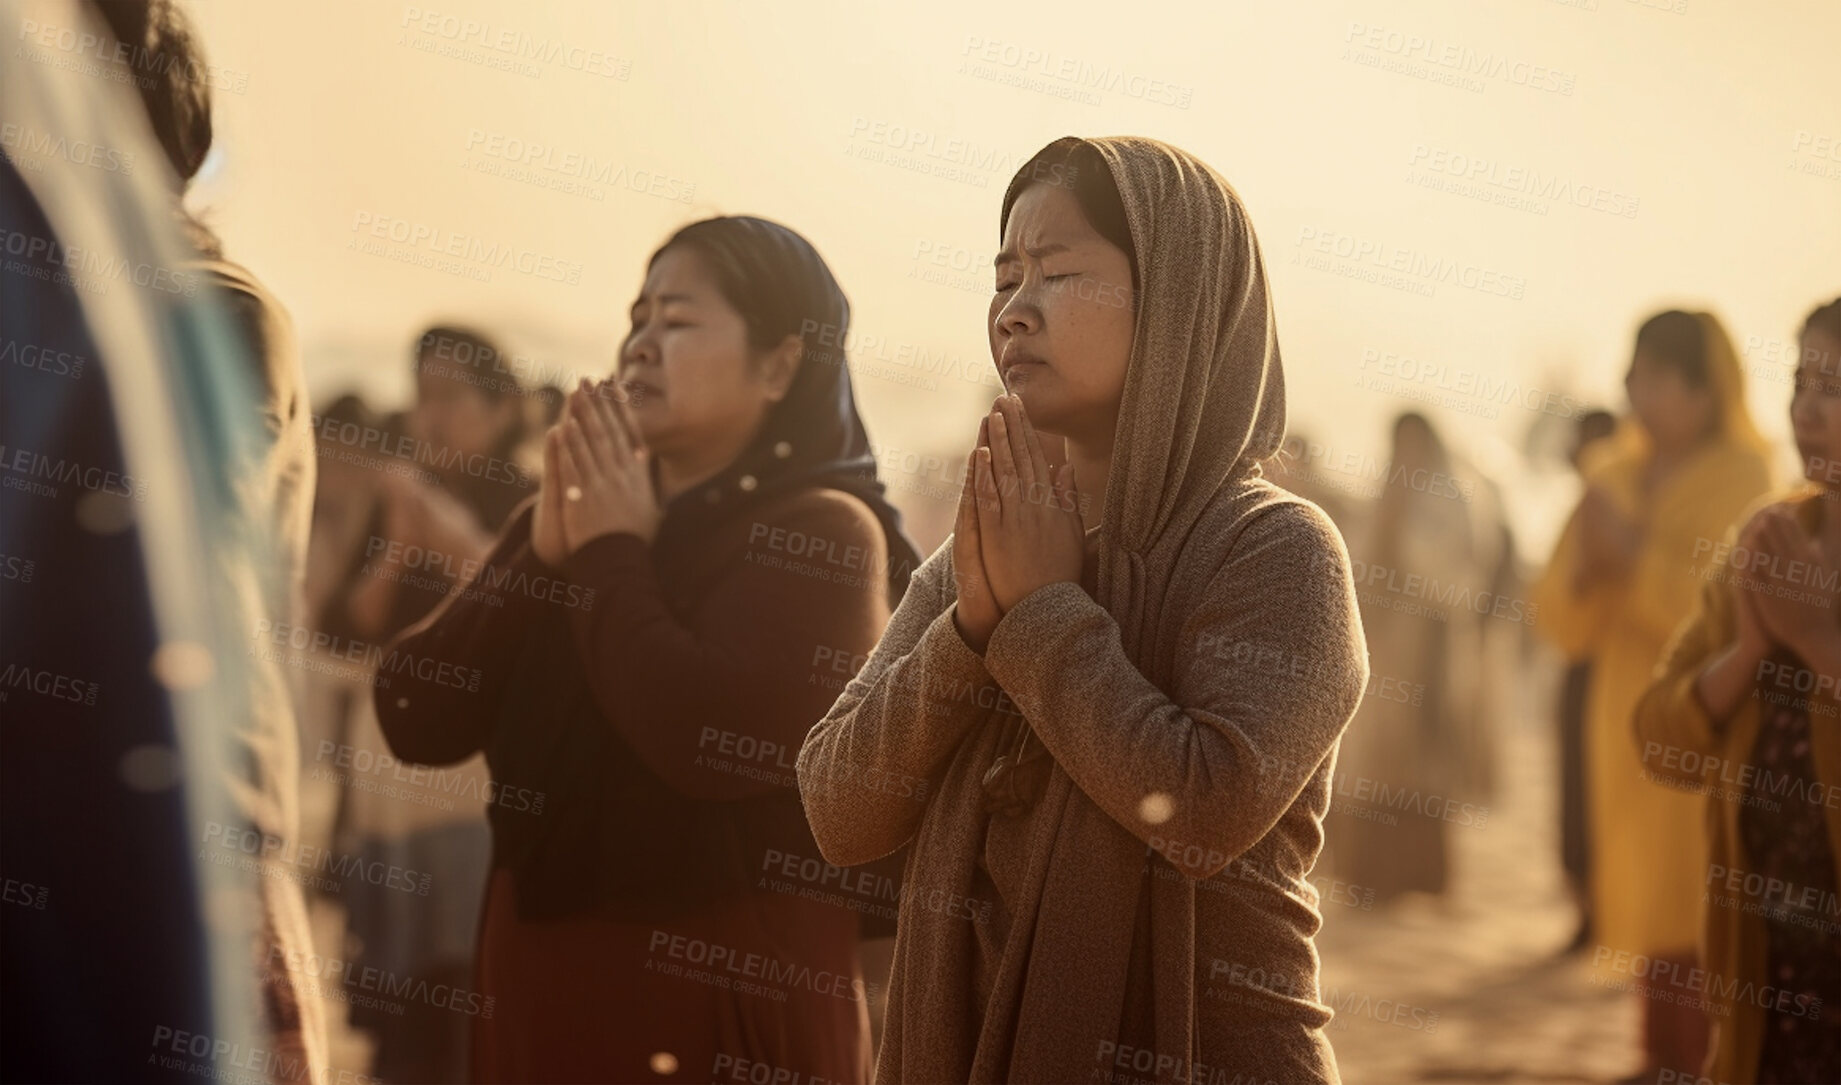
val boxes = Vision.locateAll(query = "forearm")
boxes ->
[1693,640,1765,724]
[374,511,544,765]
[983,582,1362,878]
[797,604,999,865]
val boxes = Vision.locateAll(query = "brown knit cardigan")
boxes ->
[798,136,1370,1085]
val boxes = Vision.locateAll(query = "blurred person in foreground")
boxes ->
[798,136,1368,1083]
[1534,309,1774,1081]
[1634,298,1841,1084]
[2,0,322,1077]
[376,216,920,1083]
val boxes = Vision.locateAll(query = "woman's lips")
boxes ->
[619,380,661,406]
[1000,359,1046,386]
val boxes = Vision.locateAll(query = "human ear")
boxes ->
[758,332,803,403]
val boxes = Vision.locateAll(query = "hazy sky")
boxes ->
[183,0,1841,551]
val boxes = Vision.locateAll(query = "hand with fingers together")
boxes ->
[553,378,662,553]
[1745,504,1841,660]
[951,417,1004,653]
[973,393,1085,613]
[531,424,571,566]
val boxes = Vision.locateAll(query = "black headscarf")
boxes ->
[644,216,921,606]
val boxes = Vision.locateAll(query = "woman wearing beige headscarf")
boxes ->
[1533,309,1773,1080]
[798,136,1369,1083]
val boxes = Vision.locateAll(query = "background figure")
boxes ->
[1534,310,1773,1081]
[1556,407,1619,951]
[302,328,531,1082]
[1331,412,1488,901]
[339,325,534,642]
[1634,297,1841,1084]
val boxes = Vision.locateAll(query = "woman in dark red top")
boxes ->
[376,216,920,1084]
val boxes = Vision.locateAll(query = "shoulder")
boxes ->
[185,256,303,427]
[187,256,296,357]
[1198,477,1352,580]
[753,487,886,540]
[1723,484,1826,548]
[733,487,892,577]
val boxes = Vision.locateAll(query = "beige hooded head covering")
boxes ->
[854,137,1364,1083]
[1087,136,1288,558]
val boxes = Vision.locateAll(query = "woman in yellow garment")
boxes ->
[1534,310,1773,1080]
[1633,298,1841,1085]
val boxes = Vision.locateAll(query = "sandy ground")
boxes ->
[1317,691,1647,1083]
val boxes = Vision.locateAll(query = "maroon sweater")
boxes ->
[374,486,893,921]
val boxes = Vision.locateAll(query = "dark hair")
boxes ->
[999,137,1138,294]
[1803,297,1841,347]
[1633,310,1711,388]
[650,216,850,363]
[412,324,522,403]
[89,0,217,253]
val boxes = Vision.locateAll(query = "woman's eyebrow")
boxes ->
[630,292,697,315]
[992,241,1073,268]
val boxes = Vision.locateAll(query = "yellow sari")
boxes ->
[1533,312,1773,958]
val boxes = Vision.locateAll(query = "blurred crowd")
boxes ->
[2,2,1836,1084]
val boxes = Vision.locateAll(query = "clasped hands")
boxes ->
[531,378,661,567]
[951,394,1086,653]
[1730,504,1841,666]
